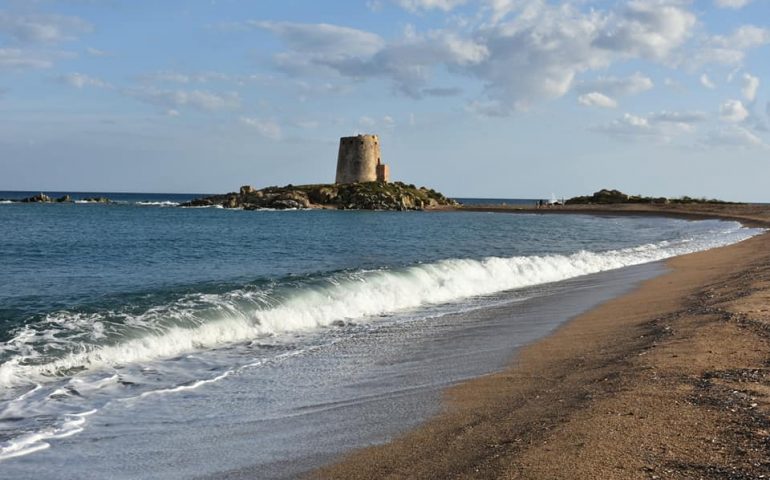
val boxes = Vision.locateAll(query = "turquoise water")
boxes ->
[0,196,762,477]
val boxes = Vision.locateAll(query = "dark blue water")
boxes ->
[0,196,762,477]
[0,201,739,319]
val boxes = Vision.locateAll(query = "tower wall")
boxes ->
[335,134,381,184]
[376,163,389,182]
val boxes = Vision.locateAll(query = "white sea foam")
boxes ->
[0,222,760,388]
[0,409,96,461]
[121,348,310,403]
[134,371,233,399]
[136,201,179,207]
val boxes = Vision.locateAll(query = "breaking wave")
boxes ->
[0,409,96,460]
[135,201,180,207]
[0,221,760,388]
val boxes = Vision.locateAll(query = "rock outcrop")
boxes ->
[565,189,737,205]
[20,193,53,203]
[181,182,459,211]
[15,193,111,204]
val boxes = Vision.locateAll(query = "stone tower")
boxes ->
[335,134,389,184]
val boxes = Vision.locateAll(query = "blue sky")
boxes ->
[1,0,769,200]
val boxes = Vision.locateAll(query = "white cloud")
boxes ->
[147,71,193,83]
[252,21,385,60]
[421,86,462,97]
[254,20,486,97]
[593,1,696,61]
[140,71,232,85]
[0,47,53,70]
[358,30,488,97]
[700,73,716,89]
[714,0,753,8]
[251,21,395,84]
[664,77,684,91]
[0,12,91,72]
[704,125,767,149]
[469,1,695,111]
[699,25,770,65]
[742,73,759,102]
[576,72,654,97]
[593,110,704,142]
[86,47,109,57]
[718,25,770,50]
[240,116,282,140]
[0,12,91,44]
[253,2,766,114]
[126,87,241,112]
[485,0,519,24]
[692,25,770,67]
[392,0,468,12]
[578,92,617,109]
[648,111,708,124]
[466,7,612,109]
[728,25,770,49]
[720,99,749,122]
[240,117,283,140]
[57,72,111,89]
[593,113,654,139]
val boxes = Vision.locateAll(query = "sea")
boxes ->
[0,191,763,479]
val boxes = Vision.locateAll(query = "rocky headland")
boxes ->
[564,188,741,205]
[2,193,113,204]
[180,182,459,211]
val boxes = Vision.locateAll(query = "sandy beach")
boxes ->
[315,204,770,479]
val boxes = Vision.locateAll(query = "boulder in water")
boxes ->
[20,193,52,203]
[82,197,112,204]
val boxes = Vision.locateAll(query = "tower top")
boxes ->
[339,134,379,142]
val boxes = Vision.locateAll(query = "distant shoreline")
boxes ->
[456,203,770,228]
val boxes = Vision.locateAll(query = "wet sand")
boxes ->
[315,204,770,479]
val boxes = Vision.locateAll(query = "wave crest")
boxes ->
[0,222,761,387]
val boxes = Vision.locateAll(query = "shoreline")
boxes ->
[455,203,770,228]
[314,205,770,479]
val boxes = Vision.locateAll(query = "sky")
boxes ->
[1,0,769,201]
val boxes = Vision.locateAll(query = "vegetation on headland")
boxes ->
[564,189,742,206]
[2,183,457,210]
[181,182,459,211]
